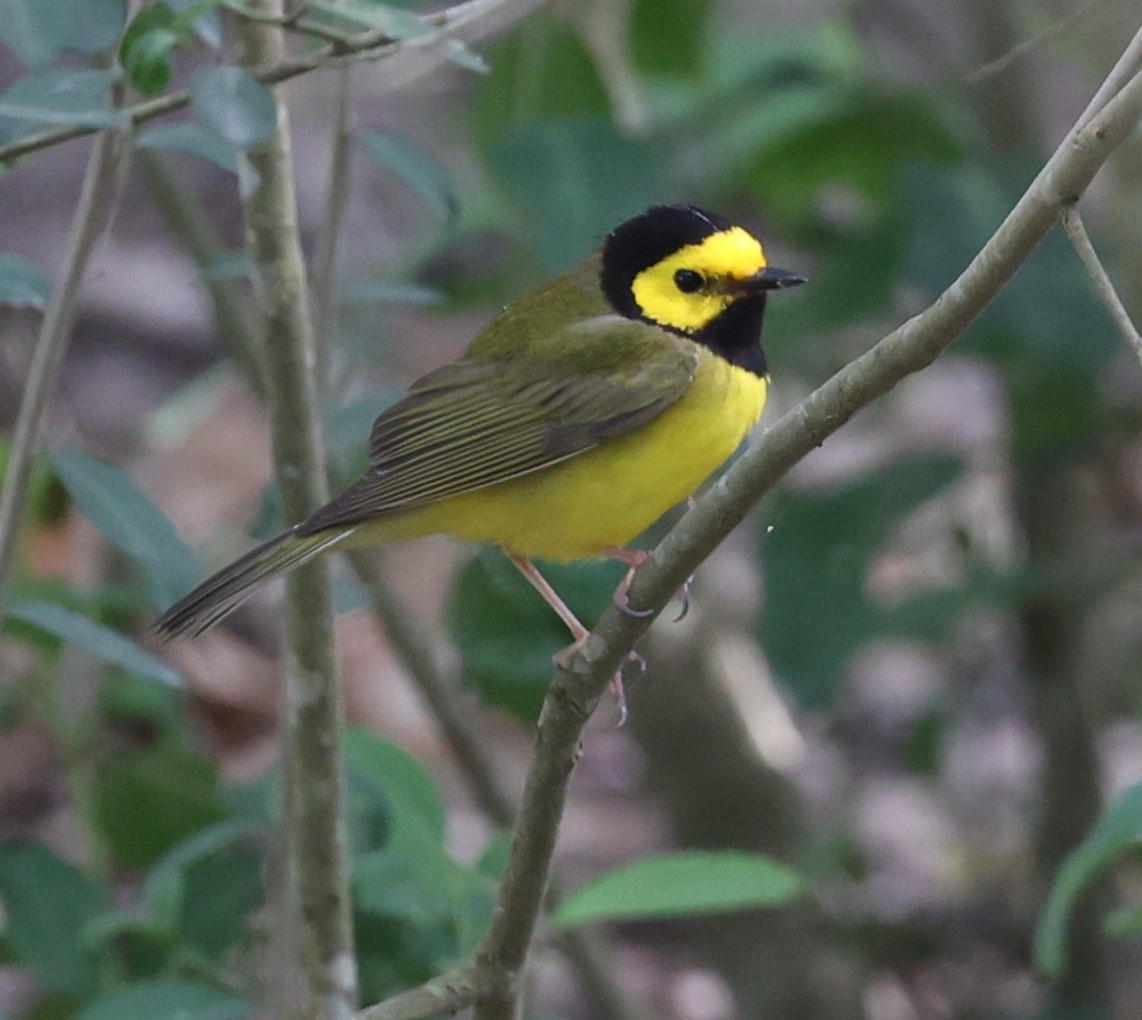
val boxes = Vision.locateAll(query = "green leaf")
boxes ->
[0,842,104,995]
[472,21,611,148]
[136,121,239,173]
[0,0,57,68]
[486,118,662,274]
[553,851,807,927]
[1034,783,1142,977]
[190,66,277,149]
[0,70,125,143]
[0,0,128,68]
[342,729,478,930]
[143,820,264,933]
[352,846,458,922]
[49,448,201,611]
[179,841,263,957]
[630,0,713,78]
[744,89,962,222]
[361,129,458,222]
[120,5,180,96]
[0,252,50,308]
[8,600,182,687]
[343,727,445,854]
[72,981,252,1020]
[760,454,964,705]
[97,743,227,869]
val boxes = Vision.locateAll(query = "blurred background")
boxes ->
[2,0,1142,1017]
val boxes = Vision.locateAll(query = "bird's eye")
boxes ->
[673,269,704,294]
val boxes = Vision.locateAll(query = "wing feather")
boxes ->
[298,317,698,535]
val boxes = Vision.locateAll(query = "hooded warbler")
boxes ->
[154,204,804,642]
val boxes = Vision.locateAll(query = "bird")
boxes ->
[153,204,804,654]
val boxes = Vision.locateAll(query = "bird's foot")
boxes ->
[605,547,692,622]
[610,649,648,727]
[607,548,653,618]
[551,641,644,727]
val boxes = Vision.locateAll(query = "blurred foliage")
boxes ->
[760,454,966,705]
[1035,783,1142,977]
[552,850,807,928]
[2,0,1142,1017]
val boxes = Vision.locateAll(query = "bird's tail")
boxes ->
[152,526,353,640]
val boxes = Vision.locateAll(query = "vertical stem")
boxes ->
[0,129,129,618]
[312,69,353,393]
[228,5,358,1018]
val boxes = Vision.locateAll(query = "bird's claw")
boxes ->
[608,650,646,728]
[673,575,694,622]
[614,567,694,623]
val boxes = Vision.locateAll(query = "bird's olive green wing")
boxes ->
[297,317,698,535]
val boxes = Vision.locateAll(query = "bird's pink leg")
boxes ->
[507,552,631,724]
[507,552,589,644]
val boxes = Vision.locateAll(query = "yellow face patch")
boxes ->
[630,227,767,333]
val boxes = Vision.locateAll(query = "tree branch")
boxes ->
[464,46,1142,1020]
[221,0,353,46]
[229,4,356,1018]
[0,127,130,617]
[0,0,549,166]
[1060,203,1142,365]
[356,966,501,1020]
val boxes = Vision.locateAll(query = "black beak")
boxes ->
[732,266,807,293]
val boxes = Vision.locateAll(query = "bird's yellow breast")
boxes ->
[361,351,767,561]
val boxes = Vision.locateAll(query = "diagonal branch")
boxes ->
[0,127,130,617]
[1060,203,1142,365]
[460,46,1142,1020]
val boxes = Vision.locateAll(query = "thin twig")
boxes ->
[0,0,549,166]
[965,0,1101,84]
[229,3,357,1018]
[459,45,1142,1020]
[0,127,130,617]
[312,69,353,393]
[221,0,352,46]
[1060,203,1142,365]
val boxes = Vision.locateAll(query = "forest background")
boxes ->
[2,0,1142,1018]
